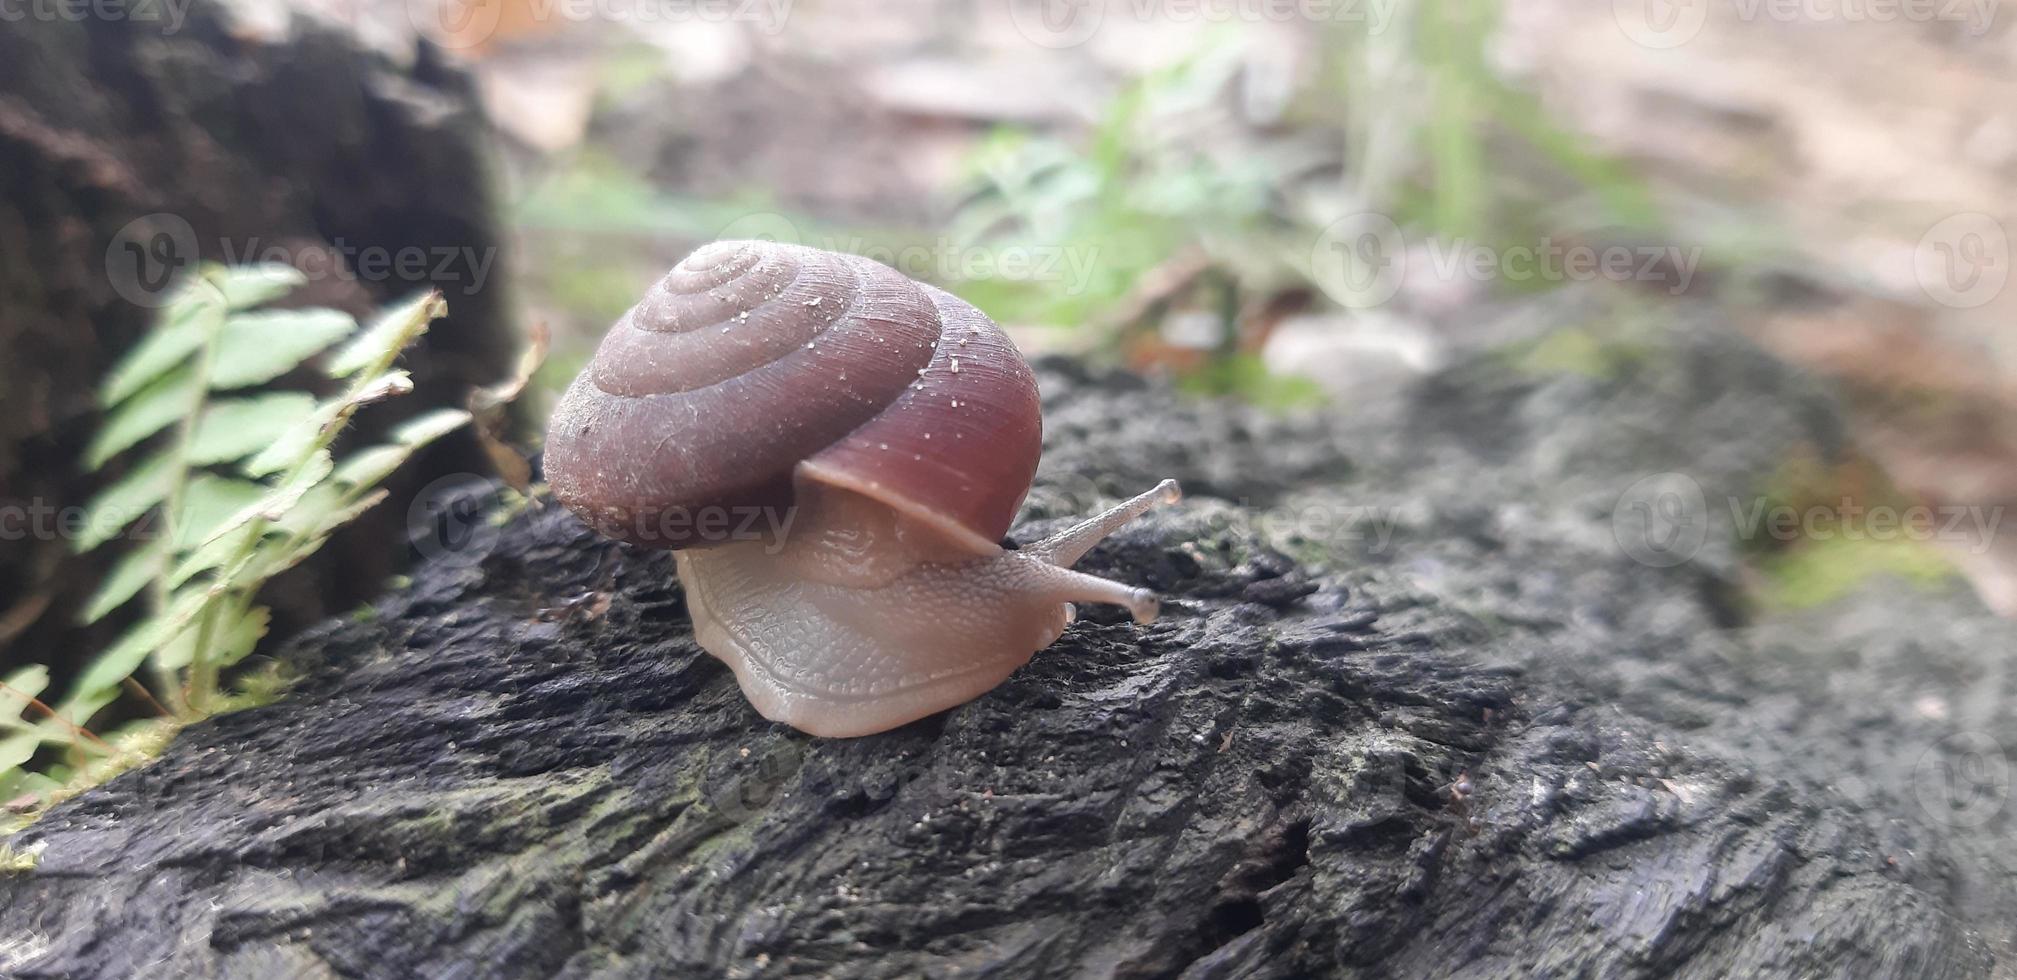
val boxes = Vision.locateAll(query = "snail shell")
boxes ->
[545,240,1041,557]
[546,241,1177,737]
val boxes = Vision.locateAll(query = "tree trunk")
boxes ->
[3,308,2010,977]
[0,5,516,685]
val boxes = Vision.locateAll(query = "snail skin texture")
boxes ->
[545,240,1180,737]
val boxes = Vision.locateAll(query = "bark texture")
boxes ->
[2,304,2013,978]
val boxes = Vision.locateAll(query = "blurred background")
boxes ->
[465,0,2017,616]
[3,0,2014,684]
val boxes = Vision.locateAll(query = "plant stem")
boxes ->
[0,681,112,754]
[150,274,228,718]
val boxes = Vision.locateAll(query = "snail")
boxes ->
[544,240,1180,737]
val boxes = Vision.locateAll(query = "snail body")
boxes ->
[545,241,1177,737]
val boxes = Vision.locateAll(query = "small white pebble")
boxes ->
[950,358,961,374]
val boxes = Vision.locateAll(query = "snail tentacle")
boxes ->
[1025,478,1183,568]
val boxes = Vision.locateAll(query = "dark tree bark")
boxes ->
[3,312,2011,977]
[0,6,516,682]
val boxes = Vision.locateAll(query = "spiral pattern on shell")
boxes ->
[545,240,1043,553]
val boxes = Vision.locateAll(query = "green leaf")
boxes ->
[0,667,52,729]
[0,768,62,804]
[100,293,222,407]
[45,684,122,738]
[224,489,388,595]
[156,606,270,671]
[70,590,208,699]
[75,619,178,699]
[78,542,167,625]
[331,409,471,489]
[238,371,419,480]
[210,309,357,389]
[288,487,388,539]
[217,264,306,310]
[174,475,271,551]
[198,451,334,548]
[330,446,411,490]
[233,530,329,587]
[74,452,175,553]
[0,734,36,774]
[394,408,473,447]
[326,291,447,378]
[242,399,345,478]
[188,393,319,465]
[167,530,257,590]
[84,367,198,468]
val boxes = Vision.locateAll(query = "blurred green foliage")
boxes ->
[1745,455,1961,610]
[518,5,1670,412]
[2,268,472,831]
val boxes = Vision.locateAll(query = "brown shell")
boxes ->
[544,241,1042,554]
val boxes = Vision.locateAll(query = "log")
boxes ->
[2,317,2011,977]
